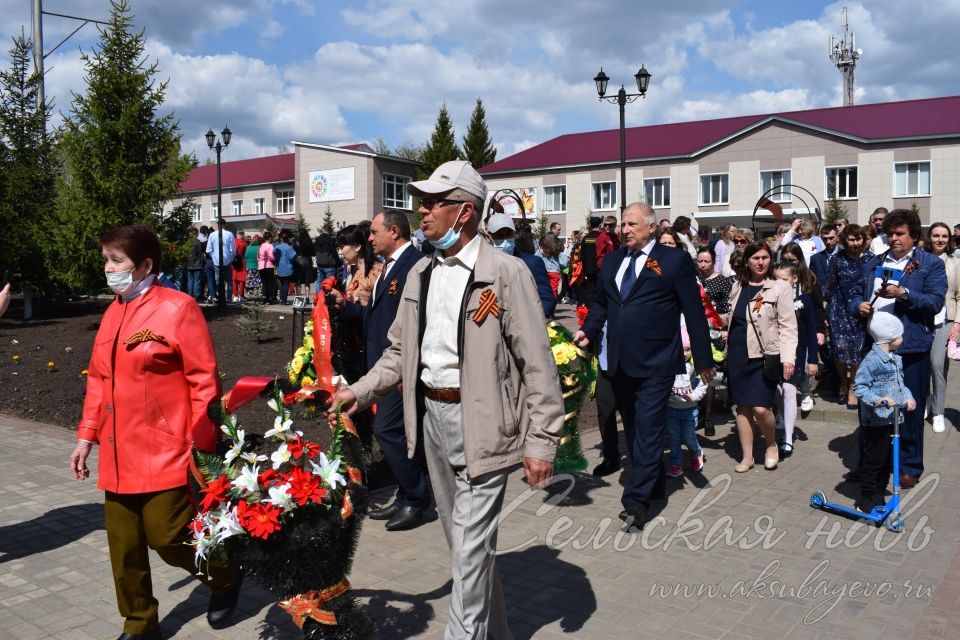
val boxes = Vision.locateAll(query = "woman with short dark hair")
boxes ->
[69,224,242,638]
[724,242,798,472]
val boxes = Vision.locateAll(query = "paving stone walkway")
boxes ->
[3,386,960,639]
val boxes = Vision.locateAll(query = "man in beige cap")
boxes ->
[331,160,564,639]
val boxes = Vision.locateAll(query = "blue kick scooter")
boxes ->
[809,402,905,532]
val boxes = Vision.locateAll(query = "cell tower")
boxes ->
[829,5,862,106]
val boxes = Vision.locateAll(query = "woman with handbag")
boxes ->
[724,242,798,472]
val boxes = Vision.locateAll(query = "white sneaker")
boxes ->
[800,395,814,412]
[933,415,946,433]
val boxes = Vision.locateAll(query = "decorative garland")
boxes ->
[547,321,597,474]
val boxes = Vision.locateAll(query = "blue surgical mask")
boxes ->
[432,205,467,250]
[493,238,515,254]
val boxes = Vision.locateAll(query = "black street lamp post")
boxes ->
[206,126,232,307]
[593,66,651,215]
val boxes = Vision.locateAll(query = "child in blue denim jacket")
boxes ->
[666,323,707,478]
[852,314,916,513]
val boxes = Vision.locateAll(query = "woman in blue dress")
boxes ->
[823,224,872,408]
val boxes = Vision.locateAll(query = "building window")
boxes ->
[276,189,295,214]
[210,202,219,219]
[760,170,791,202]
[699,174,729,205]
[826,166,858,199]
[591,181,617,211]
[231,199,243,215]
[253,197,265,214]
[190,203,201,223]
[543,185,566,212]
[383,173,412,209]
[894,162,931,197]
[643,178,671,208]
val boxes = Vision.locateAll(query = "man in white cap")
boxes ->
[485,212,556,317]
[331,160,564,639]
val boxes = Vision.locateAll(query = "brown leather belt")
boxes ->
[420,384,461,404]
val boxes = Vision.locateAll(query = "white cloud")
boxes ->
[261,20,285,39]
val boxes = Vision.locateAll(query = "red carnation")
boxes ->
[236,500,282,540]
[288,435,321,460]
[286,466,327,506]
[258,468,280,488]
[199,475,233,512]
[576,305,589,327]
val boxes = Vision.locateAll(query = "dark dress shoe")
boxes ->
[592,459,621,477]
[207,576,243,629]
[117,633,162,640]
[368,500,400,520]
[385,504,426,531]
[619,506,647,530]
[900,474,919,489]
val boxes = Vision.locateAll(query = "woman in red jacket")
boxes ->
[69,224,241,640]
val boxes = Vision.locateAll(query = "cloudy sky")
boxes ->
[3,0,960,165]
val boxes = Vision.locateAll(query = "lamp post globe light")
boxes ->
[206,126,231,307]
[593,66,651,215]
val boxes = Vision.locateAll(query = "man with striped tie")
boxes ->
[575,202,714,530]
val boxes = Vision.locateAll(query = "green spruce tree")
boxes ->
[461,98,496,169]
[823,196,848,224]
[0,31,57,303]
[418,102,460,180]
[322,204,335,231]
[47,0,194,291]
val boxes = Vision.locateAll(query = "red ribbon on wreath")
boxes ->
[311,291,335,395]
[279,578,351,628]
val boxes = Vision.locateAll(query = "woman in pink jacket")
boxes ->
[257,230,277,303]
[69,224,241,640]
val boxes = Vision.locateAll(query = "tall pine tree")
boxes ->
[48,0,195,291]
[461,98,496,169]
[418,102,460,179]
[0,31,56,297]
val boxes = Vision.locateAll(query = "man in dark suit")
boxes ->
[336,210,431,530]
[575,203,714,529]
[485,213,557,317]
[849,208,946,488]
[811,224,841,398]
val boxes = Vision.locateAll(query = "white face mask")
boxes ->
[105,268,142,296]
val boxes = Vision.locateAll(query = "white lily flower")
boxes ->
[211,507,245,542]
[224,441,243,465]
[266,482,294,510]
[192,528,214,564]
[271,443,291,470]
[223,429,247,464]
[265,415,294,439]
[240,451,267,464]
[310,452,346,490]
[231,464,260,494]
[267,398,280,412]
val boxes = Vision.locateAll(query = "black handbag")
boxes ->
[747,294,782,382]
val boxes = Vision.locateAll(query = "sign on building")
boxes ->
[308,167,355,203]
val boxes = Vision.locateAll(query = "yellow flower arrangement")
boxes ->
[551,342,579,367]
[547,325,558,340]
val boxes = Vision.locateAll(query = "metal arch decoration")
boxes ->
[751,183,823,236]
[485,188,530,227]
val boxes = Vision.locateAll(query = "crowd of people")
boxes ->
[66,152,958,638]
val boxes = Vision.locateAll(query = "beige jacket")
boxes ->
[937,253,960,322]
[724,278,798,363]
[349,239,564,477]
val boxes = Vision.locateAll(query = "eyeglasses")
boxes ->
[604,223,617,228]
[733,238,748,245]
[420,198,466,210]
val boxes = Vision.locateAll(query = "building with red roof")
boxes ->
[479,95,960,234]
[165,142,418,233]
